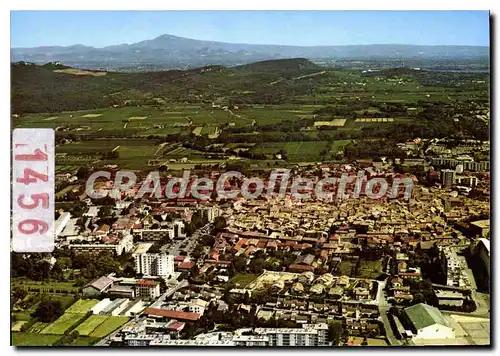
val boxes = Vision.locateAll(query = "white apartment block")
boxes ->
[236,324,329,347]
[135,252,175,278]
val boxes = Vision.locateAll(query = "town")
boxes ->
[12,136,490,346]
[10,10,490,348]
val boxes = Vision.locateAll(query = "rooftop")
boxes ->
[403,303,449,330]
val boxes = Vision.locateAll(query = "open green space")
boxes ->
[89,316,129,338]
[12,332,61,346]
[69,336,100,346]
[251,141,329,161]
[11,321,28,332]
[329,140,353,153]
[11,278,81,293]
[74,315,108,336]
[230,273,259,288]
[27,322,50,333]
[356,260,383,279]
[65,299,99,314]
[337,261,357,277]
[40,312,87,335]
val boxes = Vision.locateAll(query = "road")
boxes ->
[150,279,189,308]
[161,223,212,257]
[375,279,402,346]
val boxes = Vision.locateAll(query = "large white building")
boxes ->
[402,303,455,340]
[135,252,174,278]
[233,324,329,347]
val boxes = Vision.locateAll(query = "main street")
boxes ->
[161,223,213,257]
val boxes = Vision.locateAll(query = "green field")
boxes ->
[238,106,315,125]
[12,332,61,346]
[57,139,160,169]
[251,141,329,161]
[69,336,100,346]
[27,322,50,333]
[330,140,353,154]
[230,273,259,288]
[11,321,28,332]
[40,312,87,335]
[356,260,383,279]
[65,299,99,314]
[11,279,81,293]
[74,315,108,336]
[89,316,129,338]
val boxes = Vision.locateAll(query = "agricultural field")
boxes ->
[11,61,489,172]
[89,316,129,338]
[65,299,99,314]
[57,139,161,169]
[11,279,81,294]
[238,105,316,125]
[74,315,129,338]
[40,312,88,335]
[12,332,61,346]
[27,322,50,333]
[251,141,329,162]
[330,140,353,154]
[69,337,100,346]
[74,315,109,336]
[11,321,28,332]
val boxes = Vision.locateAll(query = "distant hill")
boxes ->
[11,34,490,71]
[10,59,324,113]
[232,58,320,74]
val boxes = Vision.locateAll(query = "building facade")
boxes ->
[135,252,175,278]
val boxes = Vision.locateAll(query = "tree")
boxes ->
[34,300,63,323]
[233,256,248,273]
[98,205,113,219]
[199,235,215,247]
[50,262,64,281]
[214,216,227,233]
[328,321,344,345]
[12,288,27,302]
[76,167,90,180]
[249,258,266,274]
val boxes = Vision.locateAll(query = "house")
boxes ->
[188,299,209,315]
[83,275,114,296]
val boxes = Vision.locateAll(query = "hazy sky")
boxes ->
[11,10,490,48]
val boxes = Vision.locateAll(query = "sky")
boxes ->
[11,10,490,48]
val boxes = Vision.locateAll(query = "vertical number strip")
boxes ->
[12,129,55,252]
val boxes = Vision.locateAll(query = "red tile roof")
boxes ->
[143,308,201,321]
[167,320,186,331]
[178,261,195,270]
[136,280,158,286]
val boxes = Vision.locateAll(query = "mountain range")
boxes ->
[11,34,490,71]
